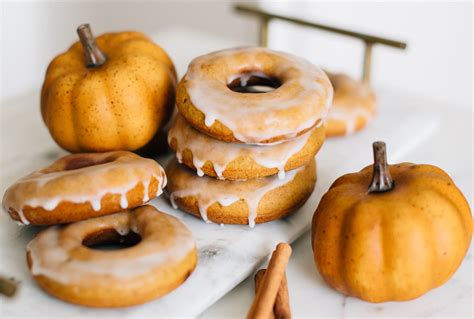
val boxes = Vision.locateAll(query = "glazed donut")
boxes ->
[2,151,166,225]
[177,47,332,144]
[26,205,197,307]
[325,72,376,137]
[168,113,325,180]
[166,158,316,227]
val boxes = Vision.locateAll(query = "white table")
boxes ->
[1,27,472,318]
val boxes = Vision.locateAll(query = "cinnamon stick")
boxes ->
[247,243,292,319]
[255,269,291,319]
[0,276,17,297]
[255,270,276,319]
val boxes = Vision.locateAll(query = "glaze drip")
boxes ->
[2,152,167,224]
[167,160,305,227]
[26,207,195,284]
[168,114,319,180]
[327,106,373,135]
[183,47,333,143]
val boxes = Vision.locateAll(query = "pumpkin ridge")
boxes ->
[156,59,178,86]
[42,69,82,104]
[424,198,444,289]
[104,59,156,149]
[407,170,471,239]
[313,191,340,290]
[42,54,84,95]
[435,183,472,240]
[406,197,439,295]
[378,203,390,301]
[339,199,360,297]
[102,74,124,150]
[378,199,422,301]
[392,175,469,296]
[353,199,387,301]
[44,73,82,150]
[136,57,176,115]
[69,74,87,151]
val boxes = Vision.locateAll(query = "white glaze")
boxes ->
[183,47,332,143]
[17,210,30,225]
[168,161,306,227]
[327,106,373,135]
[26,208,195,284]
[325,72,375,135]
[2,152,167,224]
[143,178,150,202]
[227,71,271,87]
[168,114,318,180]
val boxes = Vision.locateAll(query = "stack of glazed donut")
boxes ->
[2,152,197,307]
[166,47,333,227]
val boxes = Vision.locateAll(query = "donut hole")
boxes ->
[64,155,116,171]
[82,228,141,251]
[227,71,281,93]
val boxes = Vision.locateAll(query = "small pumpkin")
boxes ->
[41,24,177,152]
[312,141,472,302]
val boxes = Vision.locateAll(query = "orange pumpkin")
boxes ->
[312,141,472,302]
[41,24,176,152]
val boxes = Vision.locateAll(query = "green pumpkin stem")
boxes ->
[77,24,106,67]
[368,141,394,193]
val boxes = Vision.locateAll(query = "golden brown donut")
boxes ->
[166,159,316,227]
[325,72,376,137]
[168,113,325,180]
[177,47,332,144]
[26,205,197,307]
[2,151,166,225]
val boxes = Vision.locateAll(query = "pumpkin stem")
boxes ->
[77,24,106,67]
[368,141,394,193]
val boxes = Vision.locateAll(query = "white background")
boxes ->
[1,1,472,110]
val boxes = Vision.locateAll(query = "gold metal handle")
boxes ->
[362,42,374,84]
[234,4,407,84]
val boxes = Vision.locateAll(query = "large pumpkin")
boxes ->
[312,141,472,302]
[41,24,176,152]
